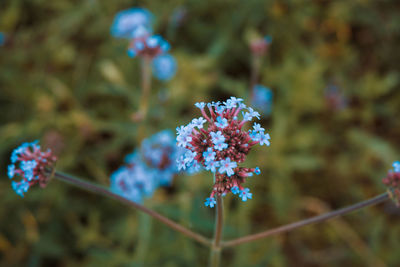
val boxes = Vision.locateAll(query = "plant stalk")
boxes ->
[222,193,389,248]
[138,55,152,120]
[209,194,224,267]
[53,171,210,246]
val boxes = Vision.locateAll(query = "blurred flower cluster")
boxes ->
[111,7,177,81]
[251,84,273,116]
[250,35,272,57]
[176,97,270,207]
[110,130,195,203]
[8,141,57,197]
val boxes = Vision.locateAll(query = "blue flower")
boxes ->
[243,108,260,121]
[210,131,225,145]
[253,123,264,133]
[218,158,237,177]
[231,186,240,194]
[239,188,252,201]
[215,116,228,129]
[12,181,30,198]
[191,117,207,129]
[205,197,217,208]
[203,148,216,162]
[8,164,15,179]
[205,160,220,173]
[111,8,153,39]
[184,150,196,164]
[393,161,400,172]
[214,142,228,151]
[254,167,261,175]
[152,54,177,81]
[195,102,206,109]
[258,133,271,146]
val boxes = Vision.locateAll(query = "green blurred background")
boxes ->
[1,0,400,266]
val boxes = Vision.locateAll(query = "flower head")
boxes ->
[111,8,153,39]
[382,161,400,206]
[8,141,57,197]
[176,97,271,207]
[127,34,170,59]
[250,35,272,56]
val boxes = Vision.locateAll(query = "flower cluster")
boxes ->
[111,8,153,39]
[111,130,196,203]
[111,7,177,81]
[176,97,270,207]
[127,34,170,59]
[250,35,272,56]
[382,161,400,206]
[8,141,57,197]
[251,84,273,116]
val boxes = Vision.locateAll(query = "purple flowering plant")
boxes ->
[6,7,399,267]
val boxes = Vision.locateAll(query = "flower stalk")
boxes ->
[53,171,211,246]
[222,192,389,248]
[209,194,224,267]
[138,55,152,121]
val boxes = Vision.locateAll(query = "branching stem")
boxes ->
[222,193,389,247]
[53,171,211,246]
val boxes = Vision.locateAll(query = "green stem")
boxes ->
[138,56,152,120]
[222,193,389,248]
[249,55,261,101]
[53,171,211,246]
[209,194,224,267]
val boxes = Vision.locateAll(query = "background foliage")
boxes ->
[1,0,400,266]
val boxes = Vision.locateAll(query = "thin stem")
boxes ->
[222,193,389,248]
[138,56,152,120]
[209,194,224,267]
[53,171,210,247]
[213,195,224,247]
[249,55,261,101]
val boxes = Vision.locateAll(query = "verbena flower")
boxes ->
[250,35,272,56]
[111,8,153,39]
[382,161,400,206]
[176,97,271,207]
[111,130,198,203]
[251,85,273,115]
[127,34,170,59]
[8,141,57,197]
[152,54,177,81]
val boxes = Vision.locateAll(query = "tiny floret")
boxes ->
[239,188,252,202]
[205,197,217,208]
